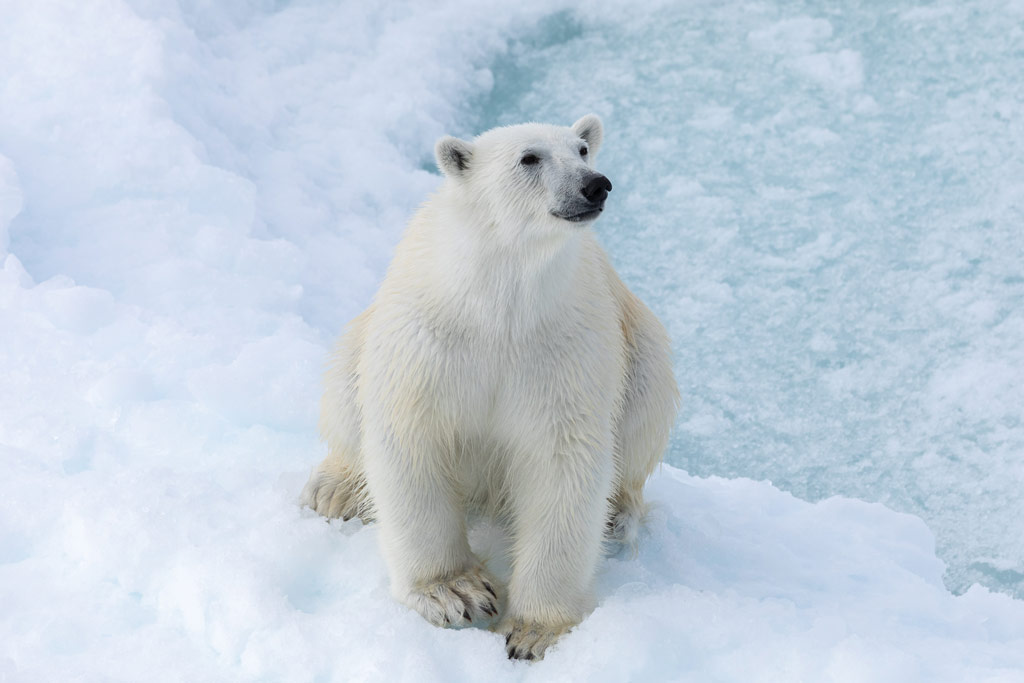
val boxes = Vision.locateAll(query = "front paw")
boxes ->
[404,565,500,628]
[497,618,571,661]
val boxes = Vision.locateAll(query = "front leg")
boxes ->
[499,426,615,660]
[360,416,499,627]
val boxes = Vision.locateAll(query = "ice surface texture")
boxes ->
[476,2,1024,600]
[1,0,1023,680]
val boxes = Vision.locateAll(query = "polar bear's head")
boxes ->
[435,115,612,234]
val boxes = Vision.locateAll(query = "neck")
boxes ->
[428,195,585,332]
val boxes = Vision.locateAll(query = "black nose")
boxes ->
[581,174,612,204]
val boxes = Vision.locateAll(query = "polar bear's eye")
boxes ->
[520,154,540,166]
[580,146,588,157]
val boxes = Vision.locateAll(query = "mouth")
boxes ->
[552,207,603,223]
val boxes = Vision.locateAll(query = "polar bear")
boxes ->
[302,115,678,660]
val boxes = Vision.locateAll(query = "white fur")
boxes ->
[302,115,679,660]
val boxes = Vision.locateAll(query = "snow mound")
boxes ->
[4,462,1024,682]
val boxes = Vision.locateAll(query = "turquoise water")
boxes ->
[475,1,1024,598]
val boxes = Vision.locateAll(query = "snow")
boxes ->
[1,0,1023,680]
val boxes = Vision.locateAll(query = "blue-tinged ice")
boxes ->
[477,1,1024,600]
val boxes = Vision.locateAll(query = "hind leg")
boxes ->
[301,311,374,522]
[608,302,679,550]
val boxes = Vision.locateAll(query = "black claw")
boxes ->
[505,633,512,645]
[523,652,535,661]
[483,581,496,598]
[462,609,470,621]
[510,648,521,660]
[450,587,469,606]
[482,603,496,617]
[444,615,450,625]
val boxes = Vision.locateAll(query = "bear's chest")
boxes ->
[440,301,624,433]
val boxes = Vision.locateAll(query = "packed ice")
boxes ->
[1,0,1023,680]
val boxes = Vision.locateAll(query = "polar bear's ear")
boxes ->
[572,114,603,157]
[435,136,474,179]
